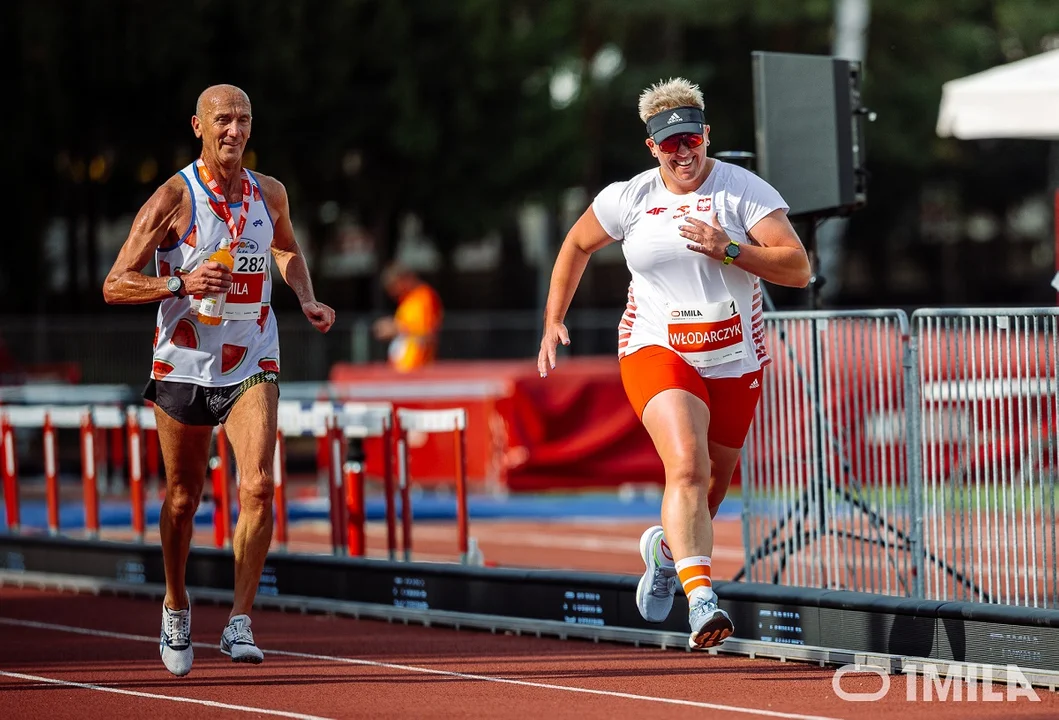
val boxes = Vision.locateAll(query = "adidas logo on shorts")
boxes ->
[749,379,760,389]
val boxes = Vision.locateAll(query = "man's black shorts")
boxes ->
[143,372,280,426]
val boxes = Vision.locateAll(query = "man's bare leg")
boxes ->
[154,409,214,611]
[154,407,213,676]
[222,381,279,619]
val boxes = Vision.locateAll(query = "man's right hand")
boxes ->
[181,261,232,296]
[372,316,398,340]
[537,322,570,378]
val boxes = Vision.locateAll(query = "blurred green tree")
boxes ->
[7,0,1059,315]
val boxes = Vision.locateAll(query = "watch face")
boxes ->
[726,243,740,258]
[167,276,182,293]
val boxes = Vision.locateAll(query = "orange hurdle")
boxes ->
[272,429,288,552]
[325,415,347,555]
[321,404,394,559]
[42,412,60,536]
[126,408,146,542]
[344,457,366,557]
[80,410,100,539]
[272,401,391,557]
[1,412,18,532]
[2,405,127,538]
[394,408,470,563]
[381,413,397,560]
[211,426,232,548]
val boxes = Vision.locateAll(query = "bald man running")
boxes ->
[104,84,335,676]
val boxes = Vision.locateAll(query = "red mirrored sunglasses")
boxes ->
[657,133,704,154]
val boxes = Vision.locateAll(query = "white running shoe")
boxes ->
[635,525,678,623]
[687,588,734,650]
[220,614,264,664]
[160,595,193,677]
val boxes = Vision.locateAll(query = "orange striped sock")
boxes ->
[675,556,712,599]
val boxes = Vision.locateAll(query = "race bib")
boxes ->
[223,253,268,320]
[667,300,747,368]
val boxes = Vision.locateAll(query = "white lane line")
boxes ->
[0,617,847,720]
[267,647,849,720]
[0,670,332,720]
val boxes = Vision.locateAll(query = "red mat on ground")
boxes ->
[329,358,665,492]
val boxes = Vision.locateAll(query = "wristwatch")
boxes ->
[166,275,185,297]
[722,241,741,265]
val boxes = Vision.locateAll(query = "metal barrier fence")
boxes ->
[741,307,1059,609]
[910,308,1059,608]
[741,310,916,596]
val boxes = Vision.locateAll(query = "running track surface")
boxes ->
[3,587,1055,720]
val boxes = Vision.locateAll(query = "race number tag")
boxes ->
[667,300,747,368]
[223,253,268,320]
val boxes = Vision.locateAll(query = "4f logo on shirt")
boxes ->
[697,197,711,212]
[645,207,667,215]
[672,205,690,219]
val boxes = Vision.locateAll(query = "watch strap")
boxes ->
[722,241,740,265]
[167,275,185,297]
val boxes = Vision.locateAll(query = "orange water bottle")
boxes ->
[196,240,235,326]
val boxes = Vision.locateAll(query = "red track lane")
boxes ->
[87,517,748,578]
[1,588,1055,720]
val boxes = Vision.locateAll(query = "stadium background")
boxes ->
[3,0,1059,592]
[4,3,1059,716]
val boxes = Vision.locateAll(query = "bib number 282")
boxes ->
[223,253,268,320]
[235,255,267,273]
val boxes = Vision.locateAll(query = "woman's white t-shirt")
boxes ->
[593,160,788,378]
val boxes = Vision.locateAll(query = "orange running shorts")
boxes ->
[619,345,763,449]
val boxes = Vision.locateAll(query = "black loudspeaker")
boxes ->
[751,51,870,218]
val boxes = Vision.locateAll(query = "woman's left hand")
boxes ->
[680,212,731,260]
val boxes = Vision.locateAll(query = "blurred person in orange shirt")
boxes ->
[372,263,443,372]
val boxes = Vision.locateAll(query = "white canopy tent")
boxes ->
[936,49,1059,140]
[936,49,1059,295]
